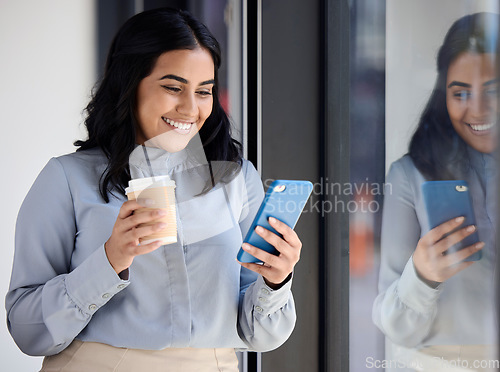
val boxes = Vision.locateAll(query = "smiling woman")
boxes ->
[373,12,499,371]
[5,7,300,372]
[73,7,241,203]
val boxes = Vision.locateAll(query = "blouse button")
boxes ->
[88,304,97,311]
[102,293,111,299]
[117,284,126,289]
[255,306,263,313]
[260,288,270,295]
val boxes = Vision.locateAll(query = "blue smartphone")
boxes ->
[237,180,314,263]
[421,180,481,261]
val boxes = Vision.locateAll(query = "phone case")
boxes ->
[421,180,481,261]
[237,180,314,263]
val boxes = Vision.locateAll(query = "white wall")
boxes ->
[0,1,95,370]
[386,0,499,169]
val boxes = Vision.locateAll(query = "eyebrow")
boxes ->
[447,78,499,89]
[483,78,500,86]
[159,74,215,86]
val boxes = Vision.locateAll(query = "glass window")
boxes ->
[350,1,500,371]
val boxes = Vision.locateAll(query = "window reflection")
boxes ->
[351,1,499,372]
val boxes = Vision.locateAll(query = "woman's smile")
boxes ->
[161,117,195,133]
[465,121,496,136]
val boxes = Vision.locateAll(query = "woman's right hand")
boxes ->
[412,216,484,285]
[105,200,166,275]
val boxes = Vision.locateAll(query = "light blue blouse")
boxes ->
[373,147,497,348]
[6,139,296,356]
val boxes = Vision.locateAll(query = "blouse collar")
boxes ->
[129,134,208,179]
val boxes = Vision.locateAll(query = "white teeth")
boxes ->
[468,122,495,131]
[163,117,193,130]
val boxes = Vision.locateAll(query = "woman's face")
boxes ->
[446,52,498,153]
[135,47,215,152]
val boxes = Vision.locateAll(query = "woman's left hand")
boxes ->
[238,217,302,289]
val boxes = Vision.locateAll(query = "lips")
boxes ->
[162,117,194,133]
[466,122,496,132]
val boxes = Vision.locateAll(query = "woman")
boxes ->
[373,12,498,370]
[6,8,300,371]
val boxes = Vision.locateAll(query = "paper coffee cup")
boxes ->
[125,176,177,245]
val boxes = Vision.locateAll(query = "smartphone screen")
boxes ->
[237,180,313,263]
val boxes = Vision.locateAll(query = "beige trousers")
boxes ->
[40,339,239,372]
[414,344,498,372]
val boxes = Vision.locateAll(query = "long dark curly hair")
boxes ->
[408,12,499,180]
[75,8,242,202]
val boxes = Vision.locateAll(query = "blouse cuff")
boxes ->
[397,257,441,314]
[252,275,293,316]
[64,245,130,316]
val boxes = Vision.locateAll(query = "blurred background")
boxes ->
[1,0,499,371]
[1,1,95,370]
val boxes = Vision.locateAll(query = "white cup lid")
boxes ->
[126,176,176,194]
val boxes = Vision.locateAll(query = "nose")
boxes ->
[176,91,198,117]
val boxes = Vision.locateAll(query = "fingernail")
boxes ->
[466,225,476,232]
[269,217,277,224]
[242,243,250,251]
[144,198,155,206]
[157,209,167,216]
[256,226,264,233]
[475,242,485,249]
[455,216,465,223]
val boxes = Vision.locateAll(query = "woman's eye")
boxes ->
[162,86,181,93]
[485,87,498,97]
[197,90,212,96]
[453,90,471,100]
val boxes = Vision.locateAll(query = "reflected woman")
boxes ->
[373,12,499,370]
